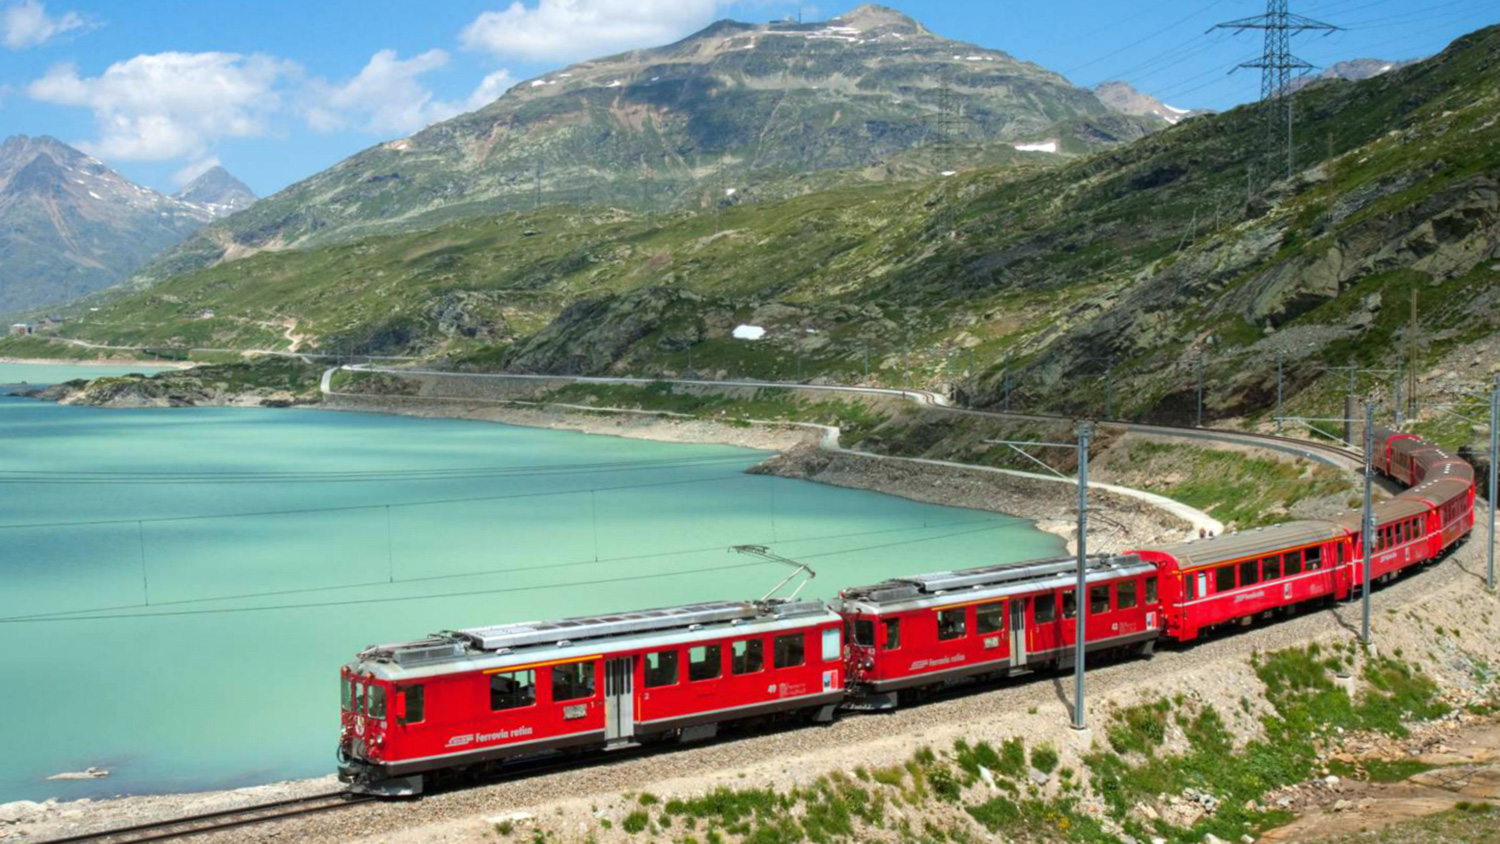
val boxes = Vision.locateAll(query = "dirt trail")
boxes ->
[1261,722,1500,843]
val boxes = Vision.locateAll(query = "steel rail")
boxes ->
[37,791,375,844]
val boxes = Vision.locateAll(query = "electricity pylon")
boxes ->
[1214,1,1339,181]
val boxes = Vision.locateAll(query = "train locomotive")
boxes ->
[338,427,1476,796]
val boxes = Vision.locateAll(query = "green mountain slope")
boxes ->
[132,4,1156,283]
[32,25,1500,428]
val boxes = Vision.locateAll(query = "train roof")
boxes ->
[1407,474,1473,508]
[1150,521,1346,570]
[1331,497,1430,532]
[838,554,1154,612]
[349,599,840,681]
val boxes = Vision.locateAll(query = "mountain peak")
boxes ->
[1094,81,1207,126]
[833,4,924,33]
[173,166,257,215]
[0,136,222,314]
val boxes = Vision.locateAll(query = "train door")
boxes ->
[1031,593,1062,657]
[1009,600,1028,669]
[605,657,635,745]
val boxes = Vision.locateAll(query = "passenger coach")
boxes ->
[837,555,1162,706]
[339,599,844,795]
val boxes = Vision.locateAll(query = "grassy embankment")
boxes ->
[501,645,1485,844]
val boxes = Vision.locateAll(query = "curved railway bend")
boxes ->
[17,369,1497,844]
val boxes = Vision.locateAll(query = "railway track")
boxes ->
[332,365,1365,467]
[39,791,376,844]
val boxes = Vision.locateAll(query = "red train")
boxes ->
[338,427,1476,795]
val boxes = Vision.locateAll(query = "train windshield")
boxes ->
[341,676,352,711]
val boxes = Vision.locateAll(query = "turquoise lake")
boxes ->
[0,366,1063,802]
[0,361,175,386]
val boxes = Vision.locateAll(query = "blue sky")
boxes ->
[1,0,1494,197]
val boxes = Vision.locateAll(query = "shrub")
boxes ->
[1030,743,1059,774]
[621,810,650,834]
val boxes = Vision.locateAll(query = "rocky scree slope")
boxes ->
[130,4,1155,282]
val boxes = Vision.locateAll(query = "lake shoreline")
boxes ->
[0,356,197,369]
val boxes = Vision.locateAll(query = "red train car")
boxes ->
[337,426,1477,798]
[1134,522,1348,642]
[836,555,1162,707]
[338,599,844,795]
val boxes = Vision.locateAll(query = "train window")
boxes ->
[853,620,875,647]
[937,608,967,640]
[1145,577,1158,605]
[552,661,596,702]
[1118,581,1138,610]
[368,685,387,719]
[1036,596,1057,623]
[1306,546,1321,571]
[341,677,351,711]
[882,618,901,650]
[1216,566,1236,593]
[1262,556,1281,581]
[1062,590,1077,619]
[774,634,805,668]
[732,639,764,674]
[1285,551,1303,577]
[490,670,536,711]
[352,683,365,715]
[822,628,841,661]
[644,651,678,688]
[399,686,424,725]
[1239,559,1259,587]
[1089,585,1110,614]
[688,646,722,682]
[1184,575,1198,601]
[976,602,1005,634]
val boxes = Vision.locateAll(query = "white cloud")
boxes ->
[465,69,515,111]
[305,49,451,135]
[306,50,514,136]
[27,52,296,160]
[172,156,221,188]
[460,0,730,63]
[2,0,92,49]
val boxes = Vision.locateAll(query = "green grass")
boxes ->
[1121,441,1356,529]
[1077,646,1452,844]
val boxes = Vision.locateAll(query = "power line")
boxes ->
[1,515,1020,622]
[1064,0,1237,77]
[0,471,765,531]
[0,454,761,485]
[0,522,1014,624]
